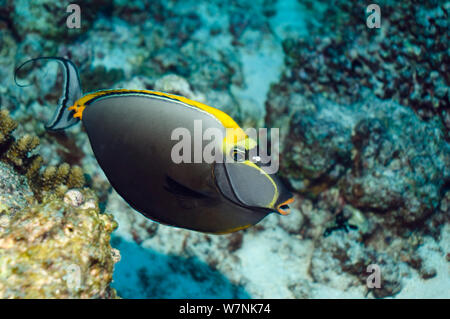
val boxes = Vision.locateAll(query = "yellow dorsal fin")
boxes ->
[68,89,251,148]
[69,89,240,128]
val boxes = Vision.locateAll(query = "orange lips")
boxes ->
[276,197,295,215]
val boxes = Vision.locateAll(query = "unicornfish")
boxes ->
[14,57,294,234]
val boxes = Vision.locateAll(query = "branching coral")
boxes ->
[0,109,85,199]
[0,110,17,145]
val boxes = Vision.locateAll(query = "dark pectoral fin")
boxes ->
[164,175,212,199]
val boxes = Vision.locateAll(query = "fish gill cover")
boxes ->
[0,0,448,299]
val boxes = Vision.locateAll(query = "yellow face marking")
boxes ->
[222,128,257,157]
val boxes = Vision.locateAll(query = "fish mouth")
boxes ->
[276,197,295,215]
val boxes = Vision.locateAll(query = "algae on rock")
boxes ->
[0,190,118,298]
[0,108,119,298]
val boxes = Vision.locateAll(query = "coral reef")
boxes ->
[3,0,111,41]
[0,188,118,298]
[280,1,449,139]
[262,0,450,298]
[0,110,119,298]
[0,109,85,199]
[268,93,449,230]
[0,162,32,214]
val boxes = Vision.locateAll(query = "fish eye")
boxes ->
[230,147,247,162]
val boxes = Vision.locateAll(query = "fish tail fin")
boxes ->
[14,57,82,131]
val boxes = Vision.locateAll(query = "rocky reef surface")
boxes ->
[0,110,119,298]
[0,0,448,298]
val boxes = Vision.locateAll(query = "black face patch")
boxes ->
[213,163,241,204]
[214,161,276,209]
[224,162,275,208]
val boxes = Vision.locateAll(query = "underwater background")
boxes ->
[0,0,449,298]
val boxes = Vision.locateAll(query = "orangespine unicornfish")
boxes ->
[15,57,294,234]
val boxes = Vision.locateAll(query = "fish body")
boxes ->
[15,57,294,233]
